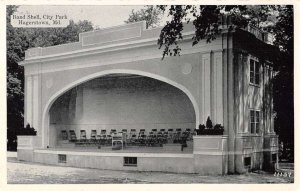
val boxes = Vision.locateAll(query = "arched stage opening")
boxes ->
[43,70,199,148]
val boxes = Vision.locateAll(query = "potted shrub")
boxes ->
[196,117,224,135]
[206,117,213,129]
[213,124,224,135]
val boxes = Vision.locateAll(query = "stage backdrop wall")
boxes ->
[49,76,196,144]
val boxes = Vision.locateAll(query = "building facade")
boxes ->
[17,21,278,174]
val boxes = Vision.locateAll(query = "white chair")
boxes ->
[112,132,126,150]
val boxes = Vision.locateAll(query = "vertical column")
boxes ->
[265,66,270,133]
[212,51,223,124]
[26,76,33,126]
[222,39,228,134]
[242,54,249,133]
[227,42,235,173]
[33,75,39,133]
[270,68,274,133]
[198,54,203,125]
[44,112,49,148]
[202,53,211,122]
[264,65,271,134]
[235,53,242,133]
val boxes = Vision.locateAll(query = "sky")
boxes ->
[17,5,147,28]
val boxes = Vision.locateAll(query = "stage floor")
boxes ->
[45,144,193,154]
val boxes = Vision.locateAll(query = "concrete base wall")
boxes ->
[17,149,34,162]
[17,134,278,175]
[235,135,264,173]
[235,152,263,174]
[17,135,228,175]
[193,135,228,175]
[32,151,195,173]
[138,157,194,173]
[193,154,224,175]
[263,135,278,171]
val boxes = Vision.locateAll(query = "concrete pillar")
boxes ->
[25,76,33,126]
[202,53,211,123]
[33,75,39,133]
[242,54,250,133]
[270,68,275,133]
[211,51,223,125]
[227,35,235,173]
[235,53,244,133]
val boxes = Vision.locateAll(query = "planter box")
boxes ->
[17,135,42,162]
[193,135,228,175]
[17,135,41,149]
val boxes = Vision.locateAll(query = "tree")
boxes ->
[25,20,93,47]
[271,5,294,161]
[7,6,27,151]
[6,5,94,151]
[157,5,278,58]
[125,5,163,29]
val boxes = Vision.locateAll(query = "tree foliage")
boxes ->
[6,5,94,151]
[125,5,163,29]
[157,5,277,58]
[7,6,26,150]
[271,5,294,160]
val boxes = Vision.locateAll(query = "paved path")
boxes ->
[7,156,293,184]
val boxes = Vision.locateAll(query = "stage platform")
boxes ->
[46,144,193,154]
[19,145,194,174]
[17,135,229,175]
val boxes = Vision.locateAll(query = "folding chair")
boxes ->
[78,130,87,146]
[129,129,137,145]
[148,129,158,146]
[180,129,190,145]
[90,130,97,145]
[138,129,147,146]
[69,130,77,142]
[167,128,174,143]
[174,128,182,143]
[152,129,158,134]
[61,130,68,140]
[185,128,192,141]
[106,129,116,145]
[162,130,169,143]
[112,132,125,150]
[122,129,128,135]
[158,129,167,144]
[98,129,107,145]
[110,129,117,136]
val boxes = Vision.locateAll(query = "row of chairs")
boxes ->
[128,128,194,146]
[61,128,195,147]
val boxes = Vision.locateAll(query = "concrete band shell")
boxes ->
[18,21,279,175]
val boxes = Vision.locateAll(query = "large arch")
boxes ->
[42,69,200,148]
